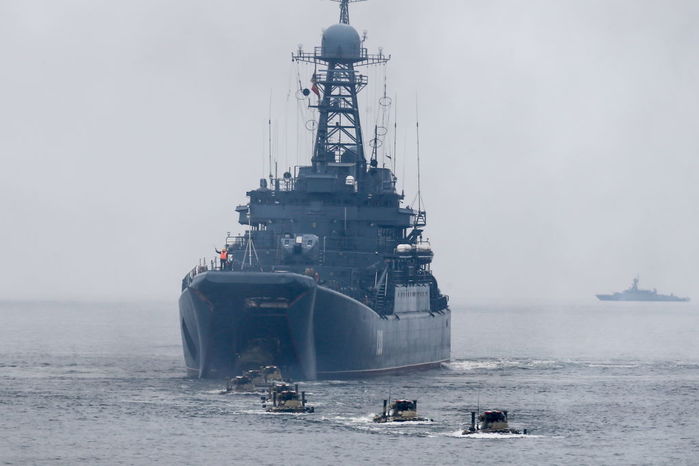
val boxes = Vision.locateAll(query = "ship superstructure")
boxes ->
[179,0,450,380]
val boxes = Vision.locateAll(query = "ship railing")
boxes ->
[182,263,210,289]
[312,70,369,87]
[292,47,389,67]
[226,234,246,249]
[271,177,294,192]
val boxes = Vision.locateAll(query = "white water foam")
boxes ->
[442,430,540,439]
[445,359,561,372]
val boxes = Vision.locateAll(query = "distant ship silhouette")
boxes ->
[597,277,689,302]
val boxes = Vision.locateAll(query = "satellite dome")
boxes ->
[321,23,362,60]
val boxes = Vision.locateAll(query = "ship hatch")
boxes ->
[236,311,302,376]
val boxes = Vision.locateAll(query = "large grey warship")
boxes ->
[596,277,689,302]
[178,0,450,380]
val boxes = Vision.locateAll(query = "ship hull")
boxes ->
[179,271,450,380]
[314,286,450,377]
[596,294,689,302]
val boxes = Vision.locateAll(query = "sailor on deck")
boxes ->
[216,246,229,270]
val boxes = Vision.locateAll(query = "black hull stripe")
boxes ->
[317,359,449,376]
[186,360,449,378]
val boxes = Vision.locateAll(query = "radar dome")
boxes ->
[322,23,362,60]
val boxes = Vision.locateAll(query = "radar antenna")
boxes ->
[331,0,367,25]
[414,97,426,227]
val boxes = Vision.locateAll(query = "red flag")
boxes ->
[311,73,320,97]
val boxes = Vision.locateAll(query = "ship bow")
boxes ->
[179,272,318,379]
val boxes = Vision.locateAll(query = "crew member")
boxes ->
[215,246,229,270]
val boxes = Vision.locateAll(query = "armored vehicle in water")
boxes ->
[179,0,450,380]
[244,369,265,387]
[261,365,283,384]
[223,376,255,394]
[462,410,525,435]
[373,399,431,423]
[597,277,689,302]
[265,385,314,414]
[262,382,296,407]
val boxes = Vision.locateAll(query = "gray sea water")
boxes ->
[1,300,697,465]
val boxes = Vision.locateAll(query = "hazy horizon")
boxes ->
[1,0,697,302]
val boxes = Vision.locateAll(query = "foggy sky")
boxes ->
[1,0,697,303]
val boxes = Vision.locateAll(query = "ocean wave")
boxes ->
[444,359,564,372]
[327,413,376,424]
[586,363,640,369]
[442,430,541,439]
[329,413,434,425]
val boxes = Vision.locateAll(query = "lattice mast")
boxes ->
[293,0,388,180]
[334,0,365,25]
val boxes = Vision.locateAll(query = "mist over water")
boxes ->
[1,300,697,465]
[1,0,698,301]
[1,1,697,464]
